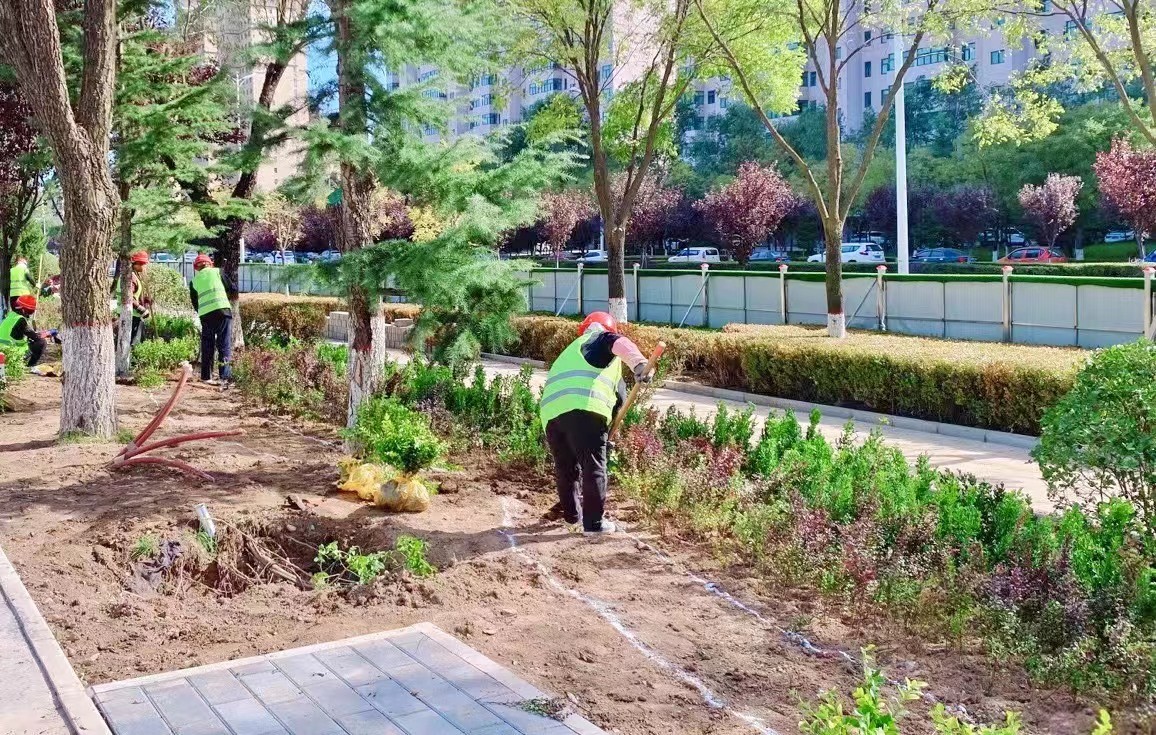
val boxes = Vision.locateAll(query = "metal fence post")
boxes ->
[778,263,788,324]
[576,262,584,315]
[876,265,887,331]
[632,262,640,322]
[701,263,710,327]
[1002,265,1013,342]
[526,264,534,312]
[1144,267,1154,338]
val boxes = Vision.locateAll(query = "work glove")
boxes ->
[632,362,652,384]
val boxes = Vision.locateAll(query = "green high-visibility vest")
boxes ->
[0,310,25,345]
[114,274,144,317]
[539,331,621,428]
[192,266,230,317]
[9,263,31,297]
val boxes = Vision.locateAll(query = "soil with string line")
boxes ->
[0,375,1104,734]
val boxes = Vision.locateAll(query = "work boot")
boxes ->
[204,378,221,386]
[583,519,619,537]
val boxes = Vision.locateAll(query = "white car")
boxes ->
[1105,230,1135,243]
[575,250,608,263]
[668,246,721,264]
[262,251,297,264]
[807,243,886,264]
[150,252,177,264]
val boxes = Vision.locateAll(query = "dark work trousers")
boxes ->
[199,309,234,381]
[131,315,144,346]
[545,409,610,532]
[25,332,45,366]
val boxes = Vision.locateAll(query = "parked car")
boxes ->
[998,246,1067,264]
[320,250,342,262]
[150,252,177,264]
[1104,230,1136,243]
[748,248,787,263]
[182,251,199,263]
[261,250,298,264]
[575,250,608,263]
[848,231,886,246]
[807,243,886,264]
[982,228,1028,245]
[1007,229,1027,245]
[911,247,976,264]
[668,246,721,264]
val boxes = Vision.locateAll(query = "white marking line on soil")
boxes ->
[498,498,782,735]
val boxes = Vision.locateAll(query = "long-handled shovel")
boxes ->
[609,341,666,441]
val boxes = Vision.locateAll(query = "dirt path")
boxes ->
[0,376,1097,734]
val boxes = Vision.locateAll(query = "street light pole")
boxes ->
[893,30,910,274]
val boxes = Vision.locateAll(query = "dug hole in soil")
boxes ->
[0,375,1106,734]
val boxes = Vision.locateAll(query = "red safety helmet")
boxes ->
[130,251,149,265]
[13,295,36,313]
[193,253,213,270]
[578,311,617,336]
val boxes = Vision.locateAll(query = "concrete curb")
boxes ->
[481,353,1039,450]
[0,542,112,735]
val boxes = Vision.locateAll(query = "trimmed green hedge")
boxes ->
[239,296,419,345]
[512,316,1083,435]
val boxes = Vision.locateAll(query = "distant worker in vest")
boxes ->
[539,311,651,535]
[189,253,236,384]
[0,295,46,367]
[115,251,152,345]
[8,255,36,310]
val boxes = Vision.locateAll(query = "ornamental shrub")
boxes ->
[346,395,445,474]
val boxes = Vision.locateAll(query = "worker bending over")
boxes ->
[538,312,650,535]
[115,251,152,345]
[8,256,36,311]
[0,295,46,366]
[189,254,236,384]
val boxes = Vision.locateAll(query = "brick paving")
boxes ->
[90,624,604,735]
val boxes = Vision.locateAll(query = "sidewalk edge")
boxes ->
[0,542,111,735]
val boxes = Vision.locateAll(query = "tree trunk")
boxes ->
[822,217,846,338]
[115,186,133,378]
[607,225,627,322]
[0,236,11,310]
[58,158,118,436]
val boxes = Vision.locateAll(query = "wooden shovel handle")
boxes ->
[609,341,665,441]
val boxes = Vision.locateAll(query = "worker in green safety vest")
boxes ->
[189,253,236,384]
[0,295,45,366]
[539,311,650,535]
[8,256,35,310]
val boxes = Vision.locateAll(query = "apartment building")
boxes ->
[187,0,311,191]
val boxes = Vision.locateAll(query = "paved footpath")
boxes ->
[472,354,1051,513]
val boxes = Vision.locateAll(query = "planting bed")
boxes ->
[0,376,1111,734]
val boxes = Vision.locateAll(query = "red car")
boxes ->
[998,246,1068,264]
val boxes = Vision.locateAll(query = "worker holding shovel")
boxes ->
[539,311,661,535]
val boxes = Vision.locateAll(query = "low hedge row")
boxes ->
[239,295,419,345]
[512,316,1084,435]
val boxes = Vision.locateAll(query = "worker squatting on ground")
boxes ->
[0,295,46,366]
[189,253,236,384]
[8,256,36,311]
[539,311,651,535]
[114,251,153,345]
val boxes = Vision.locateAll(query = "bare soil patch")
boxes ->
[0,376,1104,734]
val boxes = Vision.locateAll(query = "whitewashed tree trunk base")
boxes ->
[115,306,132,377]
[60,324,117,437]
[827,312,847,338]
[608,296,628,324]
[231,297,244,349]
[345,308,389,441]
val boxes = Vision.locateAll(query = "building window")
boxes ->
[1064,19,1078,34]
[835,46,842,59]
[881,29,894,41]
[961,42,975,61]
[864,61,872,78]
[419,69,439,82]
[707,90,716,104]
[990,49,1005,64]
[864,91,872,109]
[600,64,612,83]
[485,112,501,125]
[1039,0,1051,8]
[863,30,872,43]
[881,53,893,73]
[720,96,729,108]
[693,90,705,105]
[915,47,949,66]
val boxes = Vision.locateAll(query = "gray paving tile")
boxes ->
[302,678,375,718]
[188,670,251,706]
[173,722,232,735]
[232,660,278,676]
[355,678,430,718]
[95,686,147,705]
[392,708,466,735]
[314,646,388,687]
[351,640,415,672]
[484,702,577,735]
[214,697,288,735]
[391,637,517,702]
[470,724,527,735]
[336,709,408,735]
[265,697,344,735]
[238,670,303,705]
[385,663,503,731]
[144,680,223,733]
[99,694,174,735]
[274,653,335,687]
